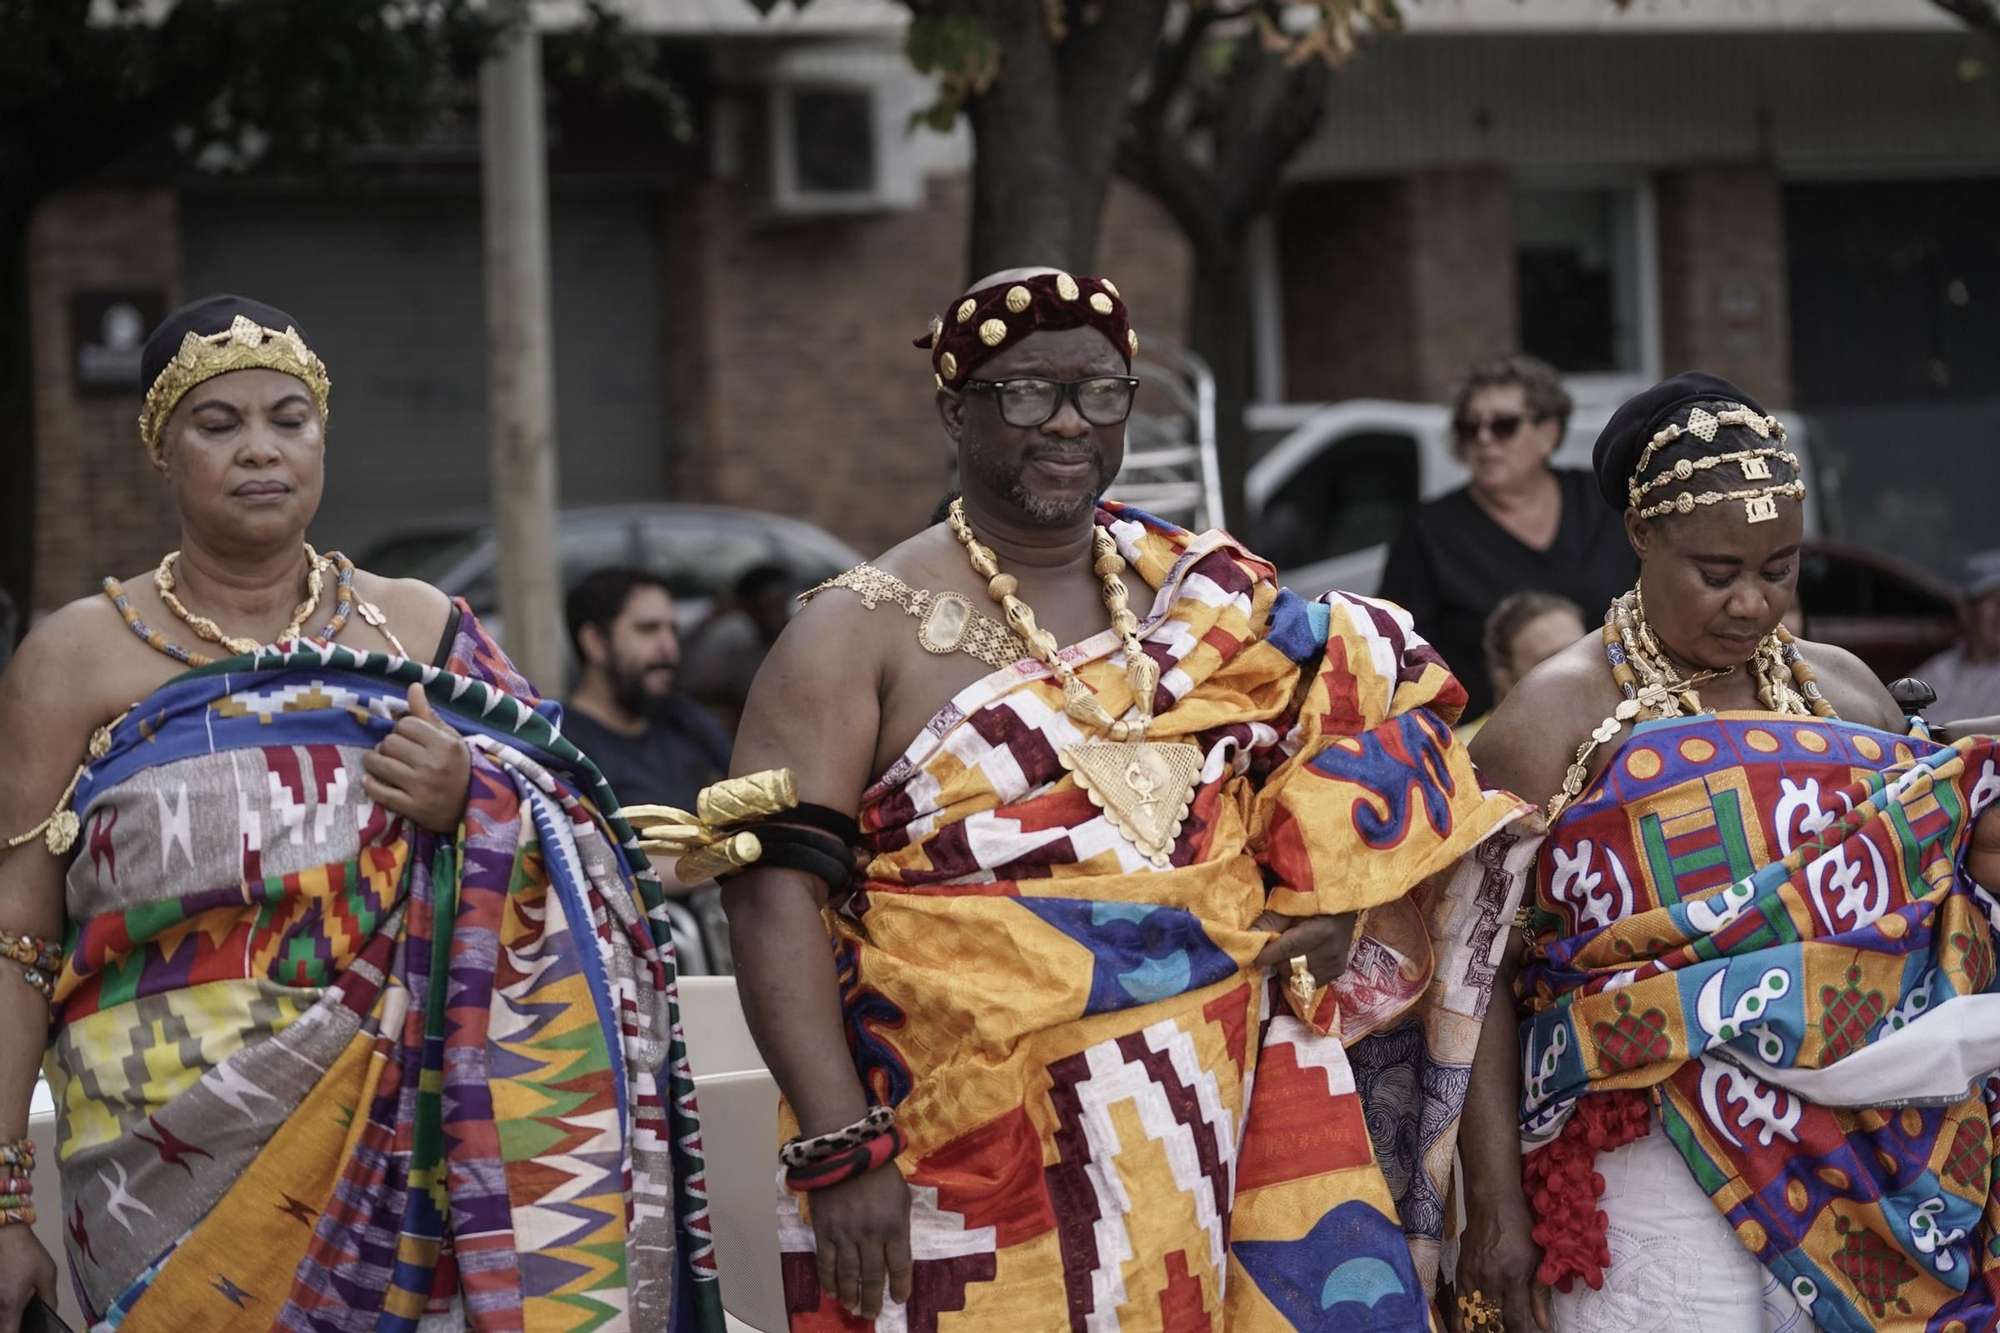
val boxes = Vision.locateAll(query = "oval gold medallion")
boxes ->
[919,593,973,654]
[940,352,958,380]
[1055,273,1080,301]
[1128,329,1140,356]
[979,318,1008,347]
[1089,292,1114,315]
[1101,279,1119,298]
[956,298,977,323]
[1005,285,1032,313]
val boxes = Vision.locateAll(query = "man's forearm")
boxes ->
[725,867,872,1137]
[1461,966,1527,1198]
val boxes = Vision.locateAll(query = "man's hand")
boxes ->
[0,1225,58,1333]
[1250,910,1357,985]
[361,684,471,835]
[809,1164,912,1321]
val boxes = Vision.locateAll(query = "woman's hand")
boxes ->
[361,684,471,835]
[1450,1190,1551,1333]
[808,1164,912,1322]
[1250,910,1357,985]
[0,1224,58,1333]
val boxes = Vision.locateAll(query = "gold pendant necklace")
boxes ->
[949,500,1200,867]
[156,544,327,655]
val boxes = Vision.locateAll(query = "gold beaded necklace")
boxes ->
[949,499,1199,867]
[1547,587,1838,821]
[155,544,328,656]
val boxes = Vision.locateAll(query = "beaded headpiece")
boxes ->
[138,299,330,454]
[916,271,1134,388]
[1628,403,1798,523]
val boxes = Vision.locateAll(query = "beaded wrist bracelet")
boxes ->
[0,931,64,1003]
[0,1206,35,1228]
[0,1137,36,1170]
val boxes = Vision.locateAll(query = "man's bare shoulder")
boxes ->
[863,523,962,588]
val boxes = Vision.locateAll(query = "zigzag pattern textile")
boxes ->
[46,607,722,1333]
[776,504,1527,1331]
[1518,711,2000,1333]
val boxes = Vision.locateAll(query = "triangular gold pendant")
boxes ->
[1062,738,1202,867]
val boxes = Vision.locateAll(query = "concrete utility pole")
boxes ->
[480,0,563,691]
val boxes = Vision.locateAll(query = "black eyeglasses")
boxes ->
[1453,412,1542,443]
[959,376,1140,428]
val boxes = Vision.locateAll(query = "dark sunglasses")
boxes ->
[1452,412,1540,443]
[960,376,1140,429]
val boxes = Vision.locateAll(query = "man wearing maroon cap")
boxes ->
[691,268,1520,1330]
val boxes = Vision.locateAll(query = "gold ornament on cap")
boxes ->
[940,351,959,380]
[1101,279,1120,298]
[1089,293,1115,316]
[979,318,1009,348]
[1005,285,1033,313]
[1128,329,1140,356]
[956,298,977,324]
[1055,273,1080,301]
[929,318,943,348]
[139,315,331,454]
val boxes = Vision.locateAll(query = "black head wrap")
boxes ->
[1591,372,1769,509]
[138,294,328,452]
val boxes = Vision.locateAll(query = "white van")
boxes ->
[1241,398,1828,603]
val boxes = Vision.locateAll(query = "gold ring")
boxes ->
[1458,1289,1503,1329]
[1288,953,1316,1005]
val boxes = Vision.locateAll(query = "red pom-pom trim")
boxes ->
[1521,1090,1652,1292]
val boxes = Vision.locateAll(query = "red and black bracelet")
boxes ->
[784,1123,906,1193]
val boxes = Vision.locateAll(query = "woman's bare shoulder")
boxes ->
[1469,634,1618,808]
[1791,635,1904,731]
[350,570,455,652]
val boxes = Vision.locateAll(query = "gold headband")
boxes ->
[1628,403,1797,523]
[138,315,331,453]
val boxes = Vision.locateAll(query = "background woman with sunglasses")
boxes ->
[1378,353,1635,716]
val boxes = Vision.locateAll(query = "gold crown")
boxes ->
[138,315,331,453]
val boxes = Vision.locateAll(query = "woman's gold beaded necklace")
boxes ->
[1546,587,1837,822]
[155,544,328,656]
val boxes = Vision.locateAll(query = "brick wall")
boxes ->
[664,176,1193,560]
[1279,168,1515,404]
[1657,165,1793,406]
[27,189,184,613]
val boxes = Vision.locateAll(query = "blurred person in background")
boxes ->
[1457,590,1586,741]
[1379,354,1635,716]
[563,567,732,812]
[679,563,792,736]
[1914,549,2000,721]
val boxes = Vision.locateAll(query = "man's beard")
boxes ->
[971,442,1109,526]
[611,661,677,719]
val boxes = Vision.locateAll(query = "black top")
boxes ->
[560,696,733,814]
[1377,468,1635,717]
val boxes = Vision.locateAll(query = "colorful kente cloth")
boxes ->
[48,611,723,1333]
[1518,712,2000,1333]
[778,505,1525,1331]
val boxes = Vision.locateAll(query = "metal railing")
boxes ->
[1108,331,1222,535]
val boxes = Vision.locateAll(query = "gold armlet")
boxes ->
[624,769,800,883]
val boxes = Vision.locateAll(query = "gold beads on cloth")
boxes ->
[979,318,1008,348]
[1005,285,1033,313]
[1101,279,1119,298]
[1128,330,1140,356]
[1089,293,1115,316]
[940,352,958,381]
[956,298,977,323]
[1055,273,1080,301]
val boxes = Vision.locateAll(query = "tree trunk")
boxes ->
[964,5,1081,276]
[1189,231,1253,534]
[0,193,36,642]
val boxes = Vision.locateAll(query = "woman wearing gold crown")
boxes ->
[1447,372,2000,1333]
[0,295,723,1332]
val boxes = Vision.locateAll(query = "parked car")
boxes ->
[1240,400,1955,681]
[359,502,865,644]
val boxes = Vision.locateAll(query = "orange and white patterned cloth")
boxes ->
[777,505,1526,1331]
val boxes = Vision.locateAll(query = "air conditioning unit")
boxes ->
[738,44,925,218]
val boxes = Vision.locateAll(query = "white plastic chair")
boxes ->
[678,975,763,1079]
[29,1081,70,1315]
[695,1068,786,1333]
